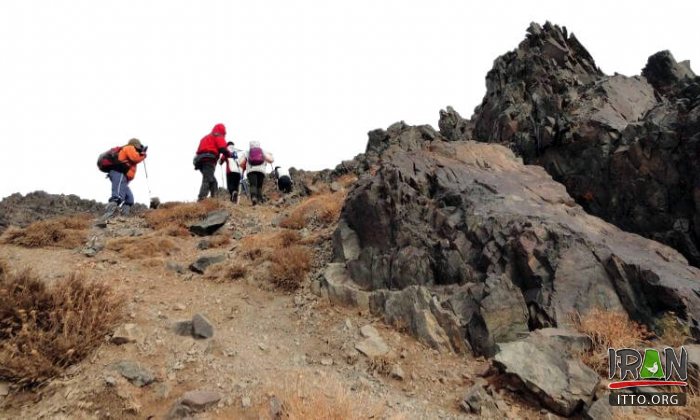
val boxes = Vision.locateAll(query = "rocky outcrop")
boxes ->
[0,191,106,233]
[466,22,700,267]
[325,123,700,359]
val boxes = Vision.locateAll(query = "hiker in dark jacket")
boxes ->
[240,141,274,205]
[220,141,243,202]
[194,123,231,201]
[273,166,293,193]
[98,138,147,226]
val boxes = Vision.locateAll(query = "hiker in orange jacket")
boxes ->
[99,138,147,224]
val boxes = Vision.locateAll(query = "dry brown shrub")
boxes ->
[572,309,651,375]
[268,246,312,291]
[241,230,301,261]
[105,236,178,259]
[261,374,382,420]
[656,311,690,347]
[2,215,91,249]
[225,262,248,281]
[337,174,359,188]
[144,199,222,230]
[0,268,124,387]
[280,192,345,230]
[208,234,231,248]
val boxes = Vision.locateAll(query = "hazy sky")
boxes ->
[0,0,697,204]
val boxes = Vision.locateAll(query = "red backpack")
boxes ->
[97,147,126,173]
[248,146,265,166]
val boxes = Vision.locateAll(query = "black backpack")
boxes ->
[97,147,126,173]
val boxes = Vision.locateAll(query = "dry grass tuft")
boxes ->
[572,308,651,375]
[261,374,383,420]
[2,215,91,249]
[144,199,222,231]
[226,262,248,280]
[0,267,124,387]
[105,236,179,259]
[241,230,302,261]
[280,192,345,230]
[208,234,231,248]
[268,246,312,291]
[656,311,691,347]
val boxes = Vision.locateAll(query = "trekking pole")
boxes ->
[142,160,160,209]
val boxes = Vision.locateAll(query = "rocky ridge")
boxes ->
[441,22,700,268]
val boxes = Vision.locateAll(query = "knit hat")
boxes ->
[128,138,142,148]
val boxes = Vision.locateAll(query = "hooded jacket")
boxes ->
[118,144,146,181]
[196,124,231,163]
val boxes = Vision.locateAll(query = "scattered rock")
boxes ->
[0,381,10,397]
[360,325,380,338]
[390,365,405,380]
[460,378,499,416]
[330,181,343,192]
[269,395,284,419]
[241,396,252,409]
[320,357,333,366]
[112,360,155,387]
[584,397,612,420]
[189,254,226,274]
[166,261,186,274]
[493,336,599,416]
[110,323,143,345]
[197,239,211,250]
[355,334,390,358]
[189,210,229,236]
[181,389,221,410]
[191,313,214,339]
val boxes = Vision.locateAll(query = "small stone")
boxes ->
[104,376,117,387]
[181,390,221,410]
[269,396,284,419]
[330,182,343,192]
[166,261,186,274]
[320,357,333,366]
[355,335,390,358]
[173,303,186,311]
[112,360,154,387]
[192,313,214,339]
[241,396,252,408]
[110,323,142,345]
[189,254,226,274]
[360,325,380,338]
[344,319,353,330]
[258,343,268,351]
[390,365,405,380]
[0,381,10,396]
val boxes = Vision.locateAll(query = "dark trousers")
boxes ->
[226,172,241,200]
[247,172,265,202]
[278,176,292,193]
[198,162,217,200]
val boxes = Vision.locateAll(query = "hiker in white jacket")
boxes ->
[240,141,274,205]
[273,166,293,193]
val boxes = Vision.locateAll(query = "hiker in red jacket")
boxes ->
[193,123,231,200]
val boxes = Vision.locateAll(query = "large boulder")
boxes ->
[468,21,700,267]
[494,335,600,416]
[188,210,229,236]
[325,123,700,357]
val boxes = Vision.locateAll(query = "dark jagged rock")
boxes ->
[439,106,473,141]
[0,191,106,233]
[468,21,700,267]
[325,123,700,360]
[188,210,229,236]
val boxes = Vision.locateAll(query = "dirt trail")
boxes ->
[0,194,541,420]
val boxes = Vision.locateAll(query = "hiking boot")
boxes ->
[231,192,237,203]
[121,205,132,217]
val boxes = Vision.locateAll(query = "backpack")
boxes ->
[97,147,126,173]
[248,146,265,166]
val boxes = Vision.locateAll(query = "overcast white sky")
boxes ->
[0,0,697,204]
